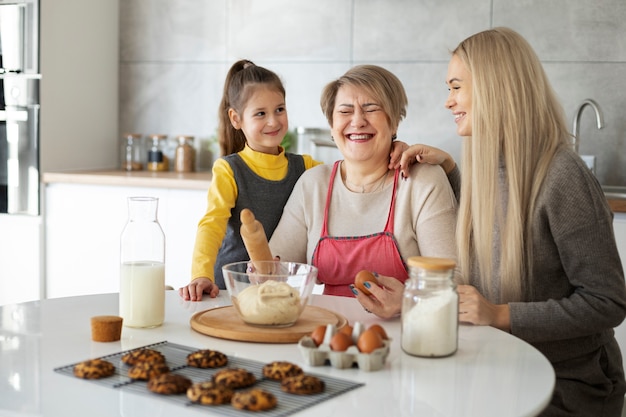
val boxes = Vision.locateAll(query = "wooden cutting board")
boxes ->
[190,305,347,343]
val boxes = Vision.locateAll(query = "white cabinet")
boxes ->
[614,213,626,264]
[0,214,42,305]
[44,183,207,299]
[610,213,626,376]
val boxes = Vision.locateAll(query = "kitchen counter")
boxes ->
[42,169,212,191]
[41,170,626,213]
[0,291,555,417]
[608,199,626,213]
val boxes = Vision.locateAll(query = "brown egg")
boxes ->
[310,325,326,346]
[354,270,379,296]
[368,324,389,340]
[330,332,353,352]
[357,329,384,353]
[339,324,353,337]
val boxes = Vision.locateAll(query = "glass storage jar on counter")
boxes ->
[146,134,169,172]
[174,135,195,173]
[401,256,458,358]
[120,133,144,171]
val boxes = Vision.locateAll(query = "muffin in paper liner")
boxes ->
[297,323,390,372]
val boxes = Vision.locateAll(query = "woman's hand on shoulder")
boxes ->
[351,273,404,319]
[399,144,456,178]
[179,277,219,301]
[389,140,409,170]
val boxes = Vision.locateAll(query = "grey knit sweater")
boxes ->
[449,146,626,363]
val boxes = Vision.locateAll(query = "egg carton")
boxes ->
[297,322,390,372]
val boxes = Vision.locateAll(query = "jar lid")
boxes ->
[123,133,142,139]
[407,256,456,271]
[148,134,168,140]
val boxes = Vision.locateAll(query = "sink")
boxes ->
[603,186,626,200]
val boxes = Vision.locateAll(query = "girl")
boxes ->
[179,60,321,300]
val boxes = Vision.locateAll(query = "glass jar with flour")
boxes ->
[401,256,458,357]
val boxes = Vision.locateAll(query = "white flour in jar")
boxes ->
[401,290,458,357]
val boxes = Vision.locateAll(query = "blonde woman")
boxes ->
[391,27,626,416]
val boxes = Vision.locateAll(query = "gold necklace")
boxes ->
[344,168,389,193]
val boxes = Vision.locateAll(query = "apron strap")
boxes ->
[383,169,400,234]
[320,161,341,236]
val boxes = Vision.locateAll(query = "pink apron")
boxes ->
[312,161,408,297]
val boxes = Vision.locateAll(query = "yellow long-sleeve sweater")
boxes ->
[190,145,321,282]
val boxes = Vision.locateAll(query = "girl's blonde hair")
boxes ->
[217,59,286,156]
[454,27,569,302]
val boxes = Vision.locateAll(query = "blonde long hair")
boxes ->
[454,27,569,302]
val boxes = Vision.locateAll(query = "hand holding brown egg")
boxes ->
[354,270,380,296]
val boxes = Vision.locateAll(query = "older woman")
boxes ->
[269,65,457,305]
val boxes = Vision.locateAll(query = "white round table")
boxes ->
[0,291,554,417]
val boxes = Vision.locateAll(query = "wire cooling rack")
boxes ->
[54,341,364,417]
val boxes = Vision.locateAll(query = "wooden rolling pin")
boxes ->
[240,208,275,274]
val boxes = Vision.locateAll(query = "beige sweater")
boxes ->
[269,162,458,271]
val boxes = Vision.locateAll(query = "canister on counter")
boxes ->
[401,256,458,358]
[121,133,144,171]
[174,135,195,173]
[146,134,169,172]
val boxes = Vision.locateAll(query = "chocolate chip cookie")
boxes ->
[212,368,256,389]
[280,374,325,395]
[121,348,165,366]
[147,373,192,395]
[186,349,228,368]
[73,359,116,379]
[186,381,234,405]
[231,388,277,411]
[262,361,303,381]
[128,361,170,380]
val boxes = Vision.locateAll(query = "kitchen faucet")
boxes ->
[572,99,604,153]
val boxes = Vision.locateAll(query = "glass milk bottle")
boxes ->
[401,256,458,357]
[119,197,165,328]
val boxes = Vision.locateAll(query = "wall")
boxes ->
[119,0,626,185]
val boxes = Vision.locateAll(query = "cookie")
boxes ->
[262,361,303,381]
[128,361,170,380]
[147,373,192,395]
[186,381,234,405]
[212,368,256,389]
[73,359,116,379]
[186,349,228,368]
[280,374,325,395]
[231,389,277,411]
[121,348,165,366]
